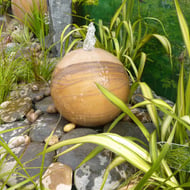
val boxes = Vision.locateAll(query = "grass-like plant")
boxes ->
[72,0,98,5]
[156,0,190,186]
[0,0,56,104]
[0,32,55,105]
[1,0,190,189]
[0,24,24,103]
[0,126,44,190]
[11,0,48,49]
[44,82,188,189]
[0,0,10,15]
[61,0,172,84]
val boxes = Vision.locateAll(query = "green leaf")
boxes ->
[185,74,190,115]
[123,55,138,78]
[110,0,127,30]
[161,106,175,141]
[135,125,180,190]
[55,144,83,159]
[100,156,126,190]
[77,145,104,168]
[45,133,151,172]
[106,113,126,133]
[152,34,172,55]
[0,137,35,186]
[149,131,158,164]
[139,82,159,132]
[137,52,146,81]
[174,0,190,56]
[177,62,185,117]
[95,83,150,141]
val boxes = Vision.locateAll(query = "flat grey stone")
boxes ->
[35,96,54,112]
[104,121,155,145]
[0,142,55,188]
[0,97,32,123]
[57,128,97,170]
[0,120,30,143]
[29,113,67,142]
[74,153,131,190]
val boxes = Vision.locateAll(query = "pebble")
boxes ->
[31,84,39,91]
[38,162,72,190]
[45,135,59,146]
[63,123,76,132]
[0,101,10,108]
[29,113,65,142]
[26,109,43,123]
[0,97,32,123]
[74,152,130,190]
[44,87,51,96]
[33,94,44,101]
[0,142,55,187]
[46,104,57,113]
[104,121,155,145]
[0,120,30,144]
[123,106,151,123]
[8,135,30,149]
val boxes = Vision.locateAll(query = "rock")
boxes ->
[57,128,98,170]
[63,123,76,132]
[35,96,54,112]
[0,144,26,187]
[31,84,39,91]
[46,104,58,113]
[131,86,144,105]
[104,121,155,145]
[37,162,72,190]
[11,0,48,24]
[44,87,51,97]
[29,113,66,142]
[8,83,31,99]
[5,42,18,53]
[131,85,174,119]
[123,106,151,123]
[0,120,30,143]
[74,151,133,190]
[0,97,32,123]
[8,135,30,149]
[33,94,44,101]
[0,142,55,188]
[45,135,59,146]
[26,109,43,123]
[8,82,50,102]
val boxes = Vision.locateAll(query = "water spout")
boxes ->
[83,22,96,51]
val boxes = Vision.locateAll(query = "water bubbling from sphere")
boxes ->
[83,22,96,51]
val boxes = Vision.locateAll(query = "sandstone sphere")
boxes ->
[51,48,130,127]
[11,0,47,22]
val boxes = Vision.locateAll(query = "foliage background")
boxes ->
[75,0,190,102]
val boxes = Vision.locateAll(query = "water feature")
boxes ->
[83,22,96,51]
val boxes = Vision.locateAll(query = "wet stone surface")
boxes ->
[29,113,65,142]
[0,97,32,123]
[0,120,30,143]
[0,142,55,188]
